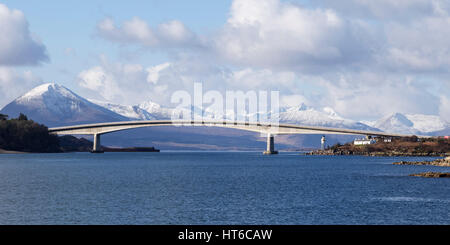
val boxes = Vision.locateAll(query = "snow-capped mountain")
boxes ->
[122,100,379,131]
[369,112,447,135]
[404,114,447,133]
[3,83,449,150]
[0,83,128,126]
[88,99,156,120]
[276,103,379,131]
[2,83,448,137]
[98,99,221,121]
[138,101,174,120]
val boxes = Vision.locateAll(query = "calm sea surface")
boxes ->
[0,152,449,224]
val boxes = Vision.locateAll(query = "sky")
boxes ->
[0,0,450,122]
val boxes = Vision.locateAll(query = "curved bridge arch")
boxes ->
[49,120,418,154]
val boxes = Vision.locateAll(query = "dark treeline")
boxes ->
[0,113,61,152]
[0,113,158,153]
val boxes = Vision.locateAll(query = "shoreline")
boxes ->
[0,149,28,154]
[306,150,448,157]
[103,147,160,153]
[394,157,450,178]
[409,172,450,178]
[393,157,450,167]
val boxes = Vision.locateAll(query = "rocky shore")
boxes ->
[0,148,27,154]
[393,157,450,167]
[103,147,160,152]
[307,150,448,157]
[409,172,450,178]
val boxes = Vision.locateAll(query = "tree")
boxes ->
[410,135,419,142]
[0,113,7,120]
[18,113,28,121]
[0,115,61,153]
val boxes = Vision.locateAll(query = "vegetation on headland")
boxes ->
[59,135,94,152]
[0,113,159,153]
[0,113,61,153]
[308,136,450,156]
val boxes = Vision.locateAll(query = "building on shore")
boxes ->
[354,138,376,145]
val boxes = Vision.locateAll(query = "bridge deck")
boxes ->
[48,120,421,138]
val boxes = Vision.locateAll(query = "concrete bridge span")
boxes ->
[48,120,417,154]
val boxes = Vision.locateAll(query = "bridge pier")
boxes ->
[263,133,278,155]
[91,133,104,153]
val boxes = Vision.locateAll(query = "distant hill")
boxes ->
[2,83,449,150]
[364,112,448,136]
[0,83,128,127]
[276,103,379,131]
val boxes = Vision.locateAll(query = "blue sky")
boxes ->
[1,0,450,122]
[1,0,231,85]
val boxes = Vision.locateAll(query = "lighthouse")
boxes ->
[321,136,326,150]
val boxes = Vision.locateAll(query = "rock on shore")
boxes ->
[0,148,27,154]
[393,157,450,167]
[307,150,448,157]
[409,172,450,178]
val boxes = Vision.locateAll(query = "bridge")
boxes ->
[49,120,417,154]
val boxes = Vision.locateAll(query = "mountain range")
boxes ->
[0,83,128,126]
[1,83,448,150]
[362,113,448,136]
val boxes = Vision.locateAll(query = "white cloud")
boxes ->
[315,73,441,120]
[94,0,450,76]
[95,0,375,72]
[280,94,310,107]
[0,4,48,66]
[90,0,450,122]
[223,68,297,93]
[146,62,171,84]
[77,58,147,103]
[77,55,305,107]
[96,17,199,48]
[382,15,450,73]
[318,0,450,20]
[313,0,450,74]
[77,56,177,105]
[439,96,450,123]
[0,67,41,107]
[78,66,109,91]
[214,0,373,70]
[157,20,195,44]
[97,17,157,46]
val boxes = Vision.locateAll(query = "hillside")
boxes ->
[364,112,447,135]
[310,137,450,156]
[0,83,127,127]
[0,113,61,153]
[0,114,158,153]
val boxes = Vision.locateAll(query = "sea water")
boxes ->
[0,152,448,224]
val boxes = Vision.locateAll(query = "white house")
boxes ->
[354,138,376,145]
